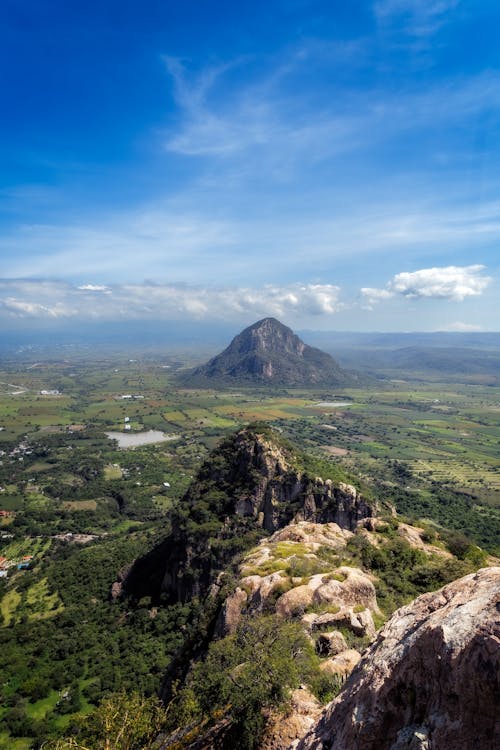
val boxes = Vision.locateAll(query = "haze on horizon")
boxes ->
[1,0,499,334]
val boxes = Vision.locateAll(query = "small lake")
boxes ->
[105,430,180,448]
[312,401,353,408]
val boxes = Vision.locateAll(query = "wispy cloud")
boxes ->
[162,54,362,167]
[374,0,460,38]
[161,48,500,182]
[361,264,492,304]
[360,287,394,306]
[2,196,500,289]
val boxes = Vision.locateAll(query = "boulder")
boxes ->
[316,631,348,657]
[276,567,378,621]
[242,572,290,611]
[312,567,378,611]
[215,587,248,636]
[276,581,316,618]
[319,649,361,678]
[302,607,376,638]
[261,688,323,750]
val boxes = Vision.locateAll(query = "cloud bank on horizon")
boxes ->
[1,0,499,332]
[0,266,492,334]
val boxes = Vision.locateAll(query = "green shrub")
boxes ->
[168,615,319,750]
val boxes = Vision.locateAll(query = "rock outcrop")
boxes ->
[215,520,380,639]
[185,429,374,537]
[183,317,356,386]
[275,567,378,620]
[295,567,500,750]
[261,688,323,750]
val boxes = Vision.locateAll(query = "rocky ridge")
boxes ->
[145,427,497,750]
[216,521,380,648]
[208,515,497,749]
[123,426,374,604]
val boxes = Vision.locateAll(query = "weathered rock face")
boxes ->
[215,520,380,639]
[295,567,500,750]
[203,430,373,535]
[316,631,348,657]
[183,317,356,386]
[318,649,361,679]
[275,567,378,620]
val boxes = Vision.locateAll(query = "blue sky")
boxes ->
[1,0,499,332]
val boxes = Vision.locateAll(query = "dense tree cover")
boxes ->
[380,479,500,555]
[0,532,198,747]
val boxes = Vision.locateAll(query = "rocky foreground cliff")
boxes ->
[296,566,500,750]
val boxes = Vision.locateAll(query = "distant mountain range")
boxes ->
[302,333,500,382]
[181,317,359,387]
[3,324,499,383]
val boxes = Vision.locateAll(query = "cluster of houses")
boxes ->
[1,441,33,462]
[0,553,33,577]
[52,532,98,545]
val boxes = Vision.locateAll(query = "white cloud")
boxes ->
[361,265,492,304]
[390,265,491,300]
[77,284,110,293]
[1,297,74,318]
[360,287,394,306]
[442,321,484,332]
[0,280,343,323]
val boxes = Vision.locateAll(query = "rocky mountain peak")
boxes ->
[237,317,306,356]
[182,318,357,386]
[123,426,374,604]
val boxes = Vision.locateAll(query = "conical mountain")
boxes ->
[183,317,356,386]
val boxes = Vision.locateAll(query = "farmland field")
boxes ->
[0,352,498,556]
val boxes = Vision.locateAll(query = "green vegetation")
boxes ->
[0,531,197,748]
[344,531,480,614]
[166,615,330,750]
[42,691,166,750]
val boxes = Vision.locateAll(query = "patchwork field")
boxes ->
[0,355,498,560]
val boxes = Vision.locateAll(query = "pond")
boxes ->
[105,430,180,448]
[312,401,353,408]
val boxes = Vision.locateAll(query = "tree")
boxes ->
[42,691,165,750]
